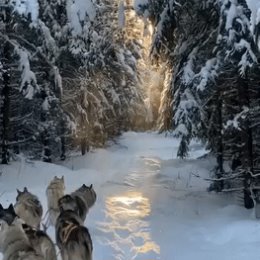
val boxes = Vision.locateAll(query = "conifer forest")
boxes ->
[1,0,260,210]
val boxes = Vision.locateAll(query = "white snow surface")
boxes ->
[1,132,260,260]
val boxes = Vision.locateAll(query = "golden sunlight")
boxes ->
[119,0,164,129]
[105,191,160,256]
[106,191,150,218]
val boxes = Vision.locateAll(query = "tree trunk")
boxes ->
[216,97,224,191]
[1,3,11,164]
[42,129,52,163]
[60,119,66,161]
[238,76,254,209]
[1,43,11,164]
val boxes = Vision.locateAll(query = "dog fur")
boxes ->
[59,184,97,222]
[22,224,57,260]
[0,204,57,260]
[14,187,43,229]
[55,209,93,260]
[46,176,65,226]
[0,204,44,260]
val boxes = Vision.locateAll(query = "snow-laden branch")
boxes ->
[15,46,39,99]
[223,106,249,131]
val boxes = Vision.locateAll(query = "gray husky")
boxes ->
[0,204,57,260]
[46,176,65,226]
[59,184,97,222]
[0,204,44,260]
[55,208,93,260]
[22,224,57,260]
[14,187,43,228]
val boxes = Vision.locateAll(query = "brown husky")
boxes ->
[46,176,65,226]
[0,204,57,260]
[0,204,44,260]
[14,187,43,228]
[22,224,57,260]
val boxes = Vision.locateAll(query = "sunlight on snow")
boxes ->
[105,191,160,258]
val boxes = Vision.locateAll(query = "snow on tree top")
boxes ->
[11,0,39,23]
[66,0,96,36]
[246,0,260,31]
[134,0,149,13]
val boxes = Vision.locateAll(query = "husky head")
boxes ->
[58,195,78,212]
[0,217,11,250]
[53,176,64,184]
[0,204,25,250]
[79,184,95,193]
[16,187,29,201]
[48,176,65,192]
[79,184,97,204]
[0,204,17,225]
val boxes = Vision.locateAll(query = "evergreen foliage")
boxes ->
[0,0,146,161]
[143,0,260,208]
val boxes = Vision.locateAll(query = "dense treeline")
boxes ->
[136,0,260,209]
[0,0,148,162]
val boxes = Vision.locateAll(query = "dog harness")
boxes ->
[61,221,78,244]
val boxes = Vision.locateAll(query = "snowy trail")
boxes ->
[1,132,260,260]
[60,132,213,260]
[95,156,162,260]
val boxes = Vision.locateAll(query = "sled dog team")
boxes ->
[0,176,97,260]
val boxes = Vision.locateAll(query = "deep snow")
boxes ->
[0,132,260,260]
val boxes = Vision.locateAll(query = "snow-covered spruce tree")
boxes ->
[1,1,70,162]
[62,0,146,153]
[213,0,259,207]
[0,59,3,162]
[94,0,146,132]
[149,0,219,158]
[148,0,260,207]
[0,0,147,160]
[248,65,260,209]
[0,1,12,164]
[136,0,177,132]
[124,0,166,129]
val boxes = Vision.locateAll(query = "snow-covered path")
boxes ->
[1,132,260,260]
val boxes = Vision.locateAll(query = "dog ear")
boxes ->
[0,204,3,211]
[89,184,93,189]
[7,204,16,216]
[17,189,21,195]
[23,187,28,192]
[0,220,4,230]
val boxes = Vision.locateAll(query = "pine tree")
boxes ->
[149,0,219,157]
[1,1,71,161]
[213,0,258,207]
[0,1,12,164]
[148,0,260,209]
